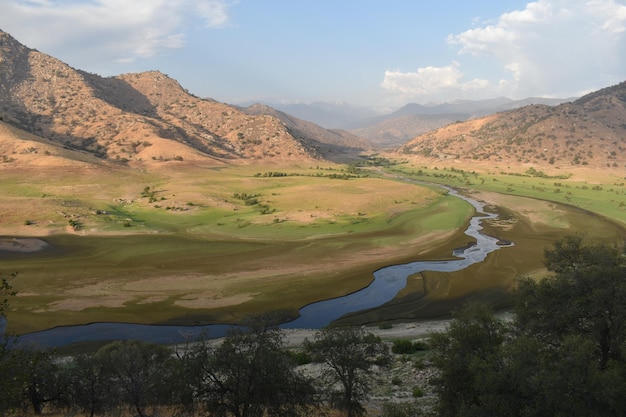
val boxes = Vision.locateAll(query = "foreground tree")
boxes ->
[95,340,175,417]
[305,326,391,417]
[187,323,319,417]
[65,352,120,417]
[430,236,626,417]
[429,303,508,417]
[516,234,626,367]
[0,273,22,417]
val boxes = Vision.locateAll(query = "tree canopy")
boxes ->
[430,235,626,417]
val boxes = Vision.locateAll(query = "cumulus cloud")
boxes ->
[382,0,626,102]
[381,62,488,97]
[0,0,234,67]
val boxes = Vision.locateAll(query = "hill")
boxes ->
[399,81,626,169]
[0,30,364,166]
[241,103,374,161]
[351,97,570,148]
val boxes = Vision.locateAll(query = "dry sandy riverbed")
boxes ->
[280,319,453,348]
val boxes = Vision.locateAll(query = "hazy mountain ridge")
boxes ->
[241,103,374,161]
[349,97,572,147]
[400,81,626,168]
[0,30,364,165]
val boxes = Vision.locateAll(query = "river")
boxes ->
[15,187,511,347]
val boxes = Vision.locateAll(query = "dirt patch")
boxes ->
[0,237,49,252]
[45,295,132,312]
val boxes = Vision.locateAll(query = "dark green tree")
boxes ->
[430,236,626,417]
[304,326,391,417]
[516,234,626,367]
[429,303,507,417]
[0,273,23,417]
[65,352,121,417]
[95,340,175,417]
[21,347,69,415]
[187,324,319,417]
[0,273,16,321]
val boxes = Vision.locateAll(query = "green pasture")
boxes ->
[1,163,476,334]
[2,161,625,334]
[388,164,626,227]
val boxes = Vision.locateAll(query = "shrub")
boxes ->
[391,339,427,355]
[412,386,424,398]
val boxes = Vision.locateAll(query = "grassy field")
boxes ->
[327,160,626,326]
[2,160,625,334]
[1,163,475,334]
[387,162,626,227]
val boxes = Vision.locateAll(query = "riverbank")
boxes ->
[280,318,453,348]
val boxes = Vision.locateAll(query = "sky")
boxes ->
[1,0,625,110]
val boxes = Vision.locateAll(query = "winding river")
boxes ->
[15,187,511,347]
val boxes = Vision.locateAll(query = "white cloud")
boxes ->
[381,62,489,98]
[0,0,234,67]
[382,0,626,102]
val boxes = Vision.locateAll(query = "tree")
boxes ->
[95,340,175,417]
[515,234,626,368]
[304,326,390,417]
[0,273,21,417]
[65,352,120,417]
[187,323,319,417]
[0,272,16,338]
[429,236,626,416]
[429,303,507,417]
[20,347,68,415]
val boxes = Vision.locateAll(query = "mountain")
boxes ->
[399,81,626,169]
[239,101,381,130]
[0,30,365,166]
[241,103,375,161]
[349,97,571,148]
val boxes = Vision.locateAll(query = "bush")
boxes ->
[287,350,312,366]
[412,386,424,398]
[391,339,427,354]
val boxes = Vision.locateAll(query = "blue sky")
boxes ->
[1,0,625,110]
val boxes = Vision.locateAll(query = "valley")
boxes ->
[0,28,625,344]
[2,159,624,337]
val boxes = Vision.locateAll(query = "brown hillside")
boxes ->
[400,81,626,170]
[243,103,374,162]
[0,30,324,165]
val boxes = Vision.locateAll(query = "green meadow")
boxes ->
[1,163,473,333]
[1,161,625,334]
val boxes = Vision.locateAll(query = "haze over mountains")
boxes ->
[0,28,625,170]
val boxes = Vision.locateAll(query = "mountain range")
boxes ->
[0,29,370,166]
[401,81,626,169]
[0,28,625,170]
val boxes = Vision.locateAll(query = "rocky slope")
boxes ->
[0,30,362,166]
[399,81,626,169]
[242,103,374,162]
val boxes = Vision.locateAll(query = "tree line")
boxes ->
[0,309,390,417]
